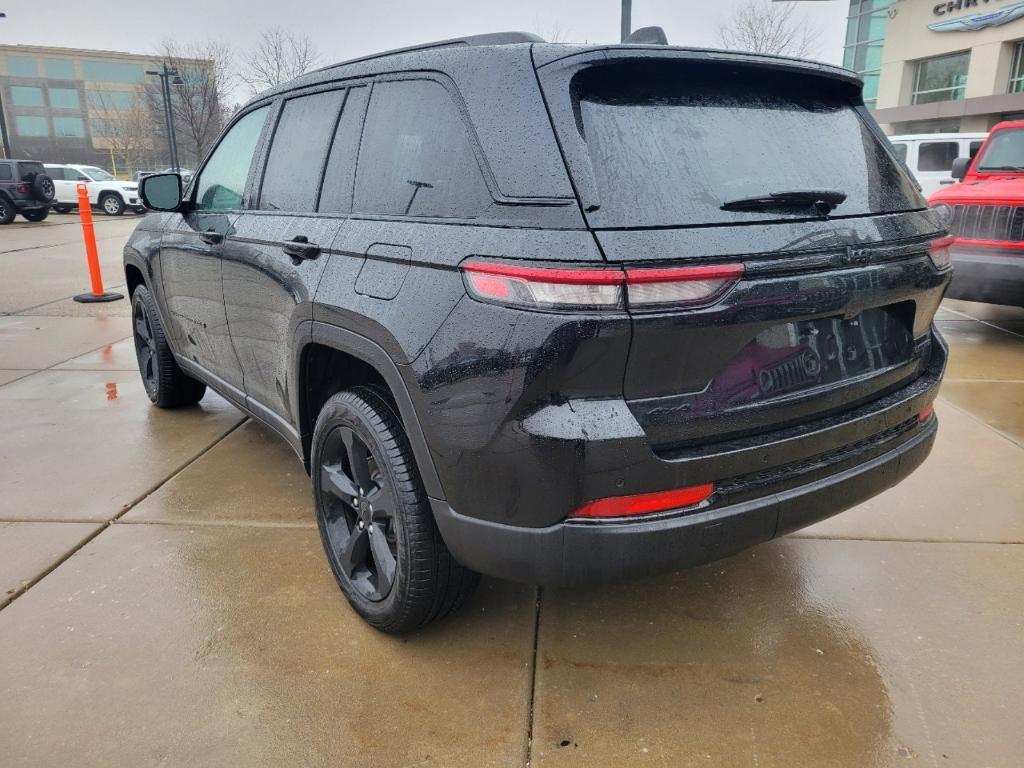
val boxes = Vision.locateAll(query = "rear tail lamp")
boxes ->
[16,183,27,194]
[461,260,743,311]
[918,403,935,423]
[929,236,953,271]
[571,483,715,519]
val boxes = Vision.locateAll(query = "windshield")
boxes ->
[975,128,1024,171]
[80,166,115,181]
[569,61,923,228]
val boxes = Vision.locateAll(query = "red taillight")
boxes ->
[929,236,953,270]
[918,403,935,423]
[461,260,743,311]
[571,483,715,519]
[16,183,27,194]
[625,264,744,309]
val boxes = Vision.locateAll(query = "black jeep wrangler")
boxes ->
[0,159,55,224]
[127,32,950,632]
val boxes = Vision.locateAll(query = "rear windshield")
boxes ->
[17,162,45,181]
[569,61,922,228]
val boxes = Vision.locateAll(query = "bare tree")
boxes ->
[238,28,322,97]
[717,0,819,59]
[89,91,155,176]
[146,39,234,169]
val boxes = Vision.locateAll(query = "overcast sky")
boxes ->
[1,0,848,84]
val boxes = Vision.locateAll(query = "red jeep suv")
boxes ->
[930,120,1024,307]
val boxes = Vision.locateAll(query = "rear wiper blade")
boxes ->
[720,189,848,215]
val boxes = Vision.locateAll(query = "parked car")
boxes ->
[929,120,1024,307]
[126,32,951,632]
[0,159,54,224]
[888,133,987,197]
[44,164,142,215]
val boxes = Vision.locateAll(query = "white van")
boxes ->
[887,133,988,197]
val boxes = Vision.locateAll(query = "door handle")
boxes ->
[939,180,955,184]
[282,235,321,265]
[199,229,224,245]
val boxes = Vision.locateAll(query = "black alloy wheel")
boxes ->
[133,297,158,399]
[312,387,479,632]
[319,425,399,601]
[130,284,206,407]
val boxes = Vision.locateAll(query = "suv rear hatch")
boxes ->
[537,50,946,450]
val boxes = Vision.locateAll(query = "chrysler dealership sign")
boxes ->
[930,0,1024,31]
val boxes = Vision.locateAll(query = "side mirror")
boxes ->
[951,157,971,181]
[140,173,183,211]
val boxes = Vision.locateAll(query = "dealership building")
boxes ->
[845,0,1024,133]
[0,44,208,170]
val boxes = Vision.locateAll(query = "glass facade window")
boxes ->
[81,59,145,84]
[14,115,49,137]
[10,86,45,107]
[45,58,76,80]
[87,90,136,110]
[1010,41,1024,93]
[53,117,85,138]
[6,55,39,77]
[913,52,970,105]
[48,88,80,109]
[843,0,895,110]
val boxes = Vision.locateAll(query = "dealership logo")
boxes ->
[930,0,1024,32]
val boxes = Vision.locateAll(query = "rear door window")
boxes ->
[353,79,492,218]
[918,142,959,172]
[557,61,923,228]
[318,87,369,214]
[46,167,66,180]
[0,163,12,181]
[258,89,346,212]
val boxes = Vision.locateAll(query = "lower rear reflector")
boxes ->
[571,483,715,519]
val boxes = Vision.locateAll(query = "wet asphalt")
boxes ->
[1,214,1022,767]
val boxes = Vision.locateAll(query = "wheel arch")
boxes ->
[297,321,445,500]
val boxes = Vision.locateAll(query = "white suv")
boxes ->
[44,164,143,216]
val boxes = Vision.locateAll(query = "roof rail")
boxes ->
[314,31,545,73]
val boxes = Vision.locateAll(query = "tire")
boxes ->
[131,284,206,408]
[312,387,479,633]
[31,173,55,203]
[54,205,72,214]
[22,208,49,222]
[0,198,14,225]
[100,192,125,216]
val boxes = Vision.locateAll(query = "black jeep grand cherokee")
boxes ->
[126,33,950,632]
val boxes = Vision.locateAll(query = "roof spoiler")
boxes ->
[623,26,668,45]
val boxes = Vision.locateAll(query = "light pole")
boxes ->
[0,12,11,159]
[146,64,184,172]
[620,0,632,42]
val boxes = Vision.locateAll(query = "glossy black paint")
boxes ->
[125,39,951,585]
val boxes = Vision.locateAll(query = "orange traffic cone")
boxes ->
[73,183,123,304]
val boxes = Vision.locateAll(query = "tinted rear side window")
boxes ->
[45,167,65,180]
[0,164,12,181]
[259,89,346,212]
[566,61,922,228]
[319,86,369,214]
[354,79,492,218]
[918,142,958,172]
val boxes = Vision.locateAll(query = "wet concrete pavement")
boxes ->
[1,216,1022,766]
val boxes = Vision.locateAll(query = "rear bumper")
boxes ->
[431,329,947,585]
[947,247,1024,307]
[433,418,936,585]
